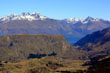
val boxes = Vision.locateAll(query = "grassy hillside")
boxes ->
[0,56,88,73]
[0,34,84,62]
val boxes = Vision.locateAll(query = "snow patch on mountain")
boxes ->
[62,16,110,24]
[64,18,84,23]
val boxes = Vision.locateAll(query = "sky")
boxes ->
[0,0,110,19]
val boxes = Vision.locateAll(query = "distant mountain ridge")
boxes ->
[0,12,110,43]
[0,12,48,22]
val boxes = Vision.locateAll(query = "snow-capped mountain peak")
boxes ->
[0,12,48,22]
[64,18,84,23]
[62,16,105,24]
[84,16,95,21]
[22,12,31,16]
[31,12,40,16]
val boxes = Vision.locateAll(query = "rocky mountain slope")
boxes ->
[0,12,110,43]
[75,27,110,58]
[0,34,84,62]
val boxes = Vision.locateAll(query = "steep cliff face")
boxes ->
[0,34,83,62]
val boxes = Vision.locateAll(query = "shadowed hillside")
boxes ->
[74,27,110,58]
[87,55,110,73]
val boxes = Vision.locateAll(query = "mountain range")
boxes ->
[0,12,110,43]
[0,12,110,73]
